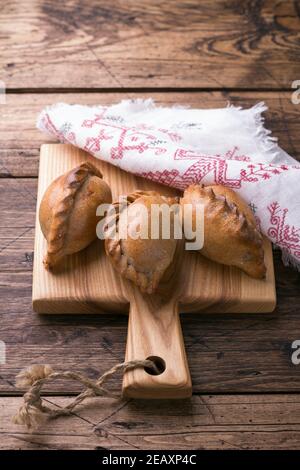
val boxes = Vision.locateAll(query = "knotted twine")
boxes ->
[13,359,158,430]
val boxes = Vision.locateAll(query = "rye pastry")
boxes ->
[181,184,266,279]
[105,190,178,294]
[39,162,112,270]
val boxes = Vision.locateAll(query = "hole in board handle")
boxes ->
[144,356,166,376]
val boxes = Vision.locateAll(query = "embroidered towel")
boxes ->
[37,99,300,268]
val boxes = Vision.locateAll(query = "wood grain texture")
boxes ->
[1,92,300,179]
[124,284,192,399]
[2,395,300,449]
[1,0,300,448]
[33,147,193,398]
[1,1,300,89]
[33,144,275,315]
[32,144,274,398]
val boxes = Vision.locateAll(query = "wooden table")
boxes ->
[1,0,300,450]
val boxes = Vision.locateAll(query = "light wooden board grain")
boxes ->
[32,144,275,399]
[33,144,276,315]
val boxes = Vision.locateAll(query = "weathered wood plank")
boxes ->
[0,180,299,394]
[0,92,299,178]
[2,395,300,449]
[1,1,300,89]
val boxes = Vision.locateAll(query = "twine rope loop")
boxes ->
[13,359,158,429]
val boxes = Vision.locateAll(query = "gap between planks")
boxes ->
[4,87,295,94]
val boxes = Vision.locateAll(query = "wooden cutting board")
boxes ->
[32,144,276,399]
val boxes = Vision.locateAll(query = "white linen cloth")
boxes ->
[37,99,300,269]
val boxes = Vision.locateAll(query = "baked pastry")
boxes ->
[180,184,266,279]
[39,162,112,270]
[105,191,178,294]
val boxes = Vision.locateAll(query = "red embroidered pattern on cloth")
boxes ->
[81,110,108,128]
[240,163,289,182]
[37,104,300,268]
[267,202,300,259]
[138,158,293,191]
[42,113,299,198]
[42,114,67,142]
[158,128,182,142]
[174,147,250,162]
[82,114,168,160]
[84,129,113,154]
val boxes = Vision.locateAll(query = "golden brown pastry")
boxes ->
[105,190,178,294]
[39,162,112,270]
[181,184,266,279]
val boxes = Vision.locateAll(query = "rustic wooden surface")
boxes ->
[3,395,300,450]
[1,0,300,450]
[1,0,300,90]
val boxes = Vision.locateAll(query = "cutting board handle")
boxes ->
[122,289,192,399]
